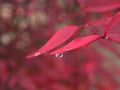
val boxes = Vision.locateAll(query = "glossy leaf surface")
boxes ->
[26,25,80,58]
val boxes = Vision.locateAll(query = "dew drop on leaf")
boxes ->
[105,36,109,39]
[55,53,63,58]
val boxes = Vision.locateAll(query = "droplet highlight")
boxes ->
[55,53,63,58]
[105,36,109,39]
[34,52,41,56]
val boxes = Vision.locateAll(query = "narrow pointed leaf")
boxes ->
[84,17,112,35]
[82,0,120,12]
[87,17,112,28]
[51,35,101,54]
[104,11,120,34]
[26,25,80,58]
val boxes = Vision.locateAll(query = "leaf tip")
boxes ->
[26,52,41,59]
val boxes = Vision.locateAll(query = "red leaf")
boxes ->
[84,16,112,35]
[87,17,112,28]
[26,25,80,58]
[50,35,101,54]
[107,32,120,43]
[104,11,120,34]
[82,0,120,12]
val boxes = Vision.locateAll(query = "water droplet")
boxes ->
[55,53,63,58]
[34,52,41,56]
[105,36,109,39]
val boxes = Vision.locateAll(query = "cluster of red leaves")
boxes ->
[27,11,120,58]
[1,0,120,90]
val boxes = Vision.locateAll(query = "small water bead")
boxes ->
[55,53,63,58]
[105,36,109,39]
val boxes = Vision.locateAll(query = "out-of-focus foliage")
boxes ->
[1,0,120,90]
